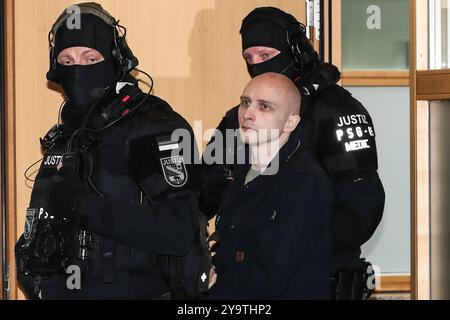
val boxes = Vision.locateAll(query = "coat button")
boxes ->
[230,225,235,229]
[235,251,245,262]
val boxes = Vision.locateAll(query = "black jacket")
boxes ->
[15,83,203,299]
[301,84,385,268]
[201,78,385,271]
[207,131,332,299]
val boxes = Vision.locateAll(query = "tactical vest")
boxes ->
[16,93,211,299]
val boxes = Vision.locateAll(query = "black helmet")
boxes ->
[240,7,320,80]
[46,2,138,83]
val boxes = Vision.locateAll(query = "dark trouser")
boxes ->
[330,258,375,300]
[17,272,42,300]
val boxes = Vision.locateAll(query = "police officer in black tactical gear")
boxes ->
[15,2,210,299]
[200,7,385,300]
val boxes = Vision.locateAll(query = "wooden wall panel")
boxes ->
[11,0,306,299]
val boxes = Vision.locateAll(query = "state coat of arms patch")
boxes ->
[160,156,188,187]
[24,208,37,240]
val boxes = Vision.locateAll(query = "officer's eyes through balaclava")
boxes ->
[240,15,300,81]
[57,48,105,66]
[53,14,117,112]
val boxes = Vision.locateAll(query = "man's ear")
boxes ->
[284,114,301,133]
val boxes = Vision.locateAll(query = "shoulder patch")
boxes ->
[160,156,188,187]
[24,208,37,240]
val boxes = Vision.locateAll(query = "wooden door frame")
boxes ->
[4,0,17,300]
[411,0,450,300]
[1,0,5,300]
[410,0,428,300]
[323,0,342,70]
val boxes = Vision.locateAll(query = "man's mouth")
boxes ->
[241,125,255,132]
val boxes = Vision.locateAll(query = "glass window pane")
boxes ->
[429,0,450,69]
[346,87,411,275]
[342,0,410,70]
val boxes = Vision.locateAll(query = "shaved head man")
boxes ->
[238,72,301,171]
[207,72,332,300]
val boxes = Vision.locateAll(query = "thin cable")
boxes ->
[117,23,127,38]
[23,100,65,184]
[24,157,45,182]
[87,153,105,197]
[57,99,66,125]
[83,68,154,133]
[66,127,85,154]
[65,68,133,152]
[73,68,154,197]
[134,68,154,94]
[65,68,154,154]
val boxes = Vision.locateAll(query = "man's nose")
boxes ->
[72,58,82,65]
[250,56,264,65]
[73,57,88,65]
[243,106,255,121]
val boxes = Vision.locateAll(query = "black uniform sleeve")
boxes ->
[79,191,198,256]
[331,168,385,254]
[312,86,379,174]
[311,86,385,253]
[199,106,240,219]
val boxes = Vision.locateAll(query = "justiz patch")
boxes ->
[42,154,64,168]
[160,156,188,187]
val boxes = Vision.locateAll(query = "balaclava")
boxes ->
[240,7,311,82]
[50,13,117,112]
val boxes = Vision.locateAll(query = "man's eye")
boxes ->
[240,100,250,107]
[60,59,73,65]
[261,53,270,59]
[243,55,252,64]
[86,57,98,64]
[260,104,271,110]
